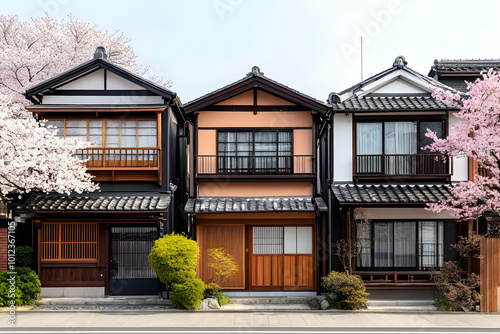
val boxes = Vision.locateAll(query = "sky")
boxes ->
[3,0,500,104]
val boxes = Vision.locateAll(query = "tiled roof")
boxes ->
[330,96,451,111]
[332,184,453,205]
[430,59,500,74]
[334,56,455,99]
[182,66,328,109]
[185,196,328,213]
[17,194,171,212]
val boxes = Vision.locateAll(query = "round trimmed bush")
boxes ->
[170,278,206,309]
[321,271,369,310]
[148,233,199,285]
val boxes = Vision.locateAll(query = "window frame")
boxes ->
[354,117,447,157]
[41,222,99,262]
[45,118,158,148]
[216,128,294,174]
[356,220,455,271]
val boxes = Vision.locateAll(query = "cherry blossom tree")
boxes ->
[0,96,98,200]
[0,14,171,106]
[426,70,500,220]
[0,14,171,199]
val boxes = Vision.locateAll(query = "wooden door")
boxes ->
[198,224,245,289]
[481,237,500,312]
[250,225,315,290]
[250,226,284,289]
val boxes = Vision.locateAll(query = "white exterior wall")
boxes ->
[43,95,164,105]
[333,113,353,182]
[449,114,468,182]
[370,78,428,94]
[58,69,105,90]
[357,207,456,220]
[106,71,147,90]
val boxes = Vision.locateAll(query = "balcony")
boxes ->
[354,154,452,182]
[76,148,160,182]
[196,155,315,177]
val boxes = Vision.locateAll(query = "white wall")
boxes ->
[357,207,456,220]
[43,95,164,105]
[106,71,147,90]
[370,78,428,94]
[333,113,353,182]
[449,114,469,182]
[57,69,104,90]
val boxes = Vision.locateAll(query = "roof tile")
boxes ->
[185,196,328,213]
[332,184,453,204]
[18,194,171,212]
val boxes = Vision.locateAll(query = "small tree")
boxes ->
[148,233,199,286]
[430,234,482,311]
[206,247,239,286]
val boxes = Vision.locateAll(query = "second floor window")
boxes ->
[46,119,157,148]
[355,120,445,175]
[217,130,292,174]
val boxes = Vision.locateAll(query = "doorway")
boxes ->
[109,226,158,295]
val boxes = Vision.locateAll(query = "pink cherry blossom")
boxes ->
[426,70,500,220]
[0,96,98,199]
[0,14,171,106]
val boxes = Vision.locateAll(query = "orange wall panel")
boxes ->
[198,130,217,155]
[215,90,253,105]
[198,182,313,197]
[198,111,312,129]
[293,129,313,155]
[257,90,295,105]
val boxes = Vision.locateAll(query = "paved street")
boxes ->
[1,310,500,332]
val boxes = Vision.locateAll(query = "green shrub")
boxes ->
[204,282,222,296]
[0,267,41,306]
[170,278,206,309]
[204,283,229,306]
[321,271,369,310]
[148,233,199,285]
[15,267,41,304]
[212,291,230,306]
[433,296,463,311]
[15,246,34,268]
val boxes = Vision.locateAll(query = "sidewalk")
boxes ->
[2,310,500,329]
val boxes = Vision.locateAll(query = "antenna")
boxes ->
[360,37,364,81]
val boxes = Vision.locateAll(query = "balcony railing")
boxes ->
[76,148,160,169]
[355,154,452,178]
[196,155,315,175]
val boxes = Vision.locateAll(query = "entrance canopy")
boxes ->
[332,184,453,205]
[17,193,171,213]
[185,196,327,214]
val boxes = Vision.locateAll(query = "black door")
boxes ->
[109,226,158,295]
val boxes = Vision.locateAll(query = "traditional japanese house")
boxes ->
[431,59,500,312]
[18,47,187,297]
[184,66,328,293]
[318,56,468,298]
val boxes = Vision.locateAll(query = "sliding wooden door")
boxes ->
[250,225,315,290]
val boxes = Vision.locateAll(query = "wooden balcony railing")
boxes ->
[355,154,452,179]
[76,148,160,169]
[196,155,315,175]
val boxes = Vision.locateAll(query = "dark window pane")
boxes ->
[419,121,443,153]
